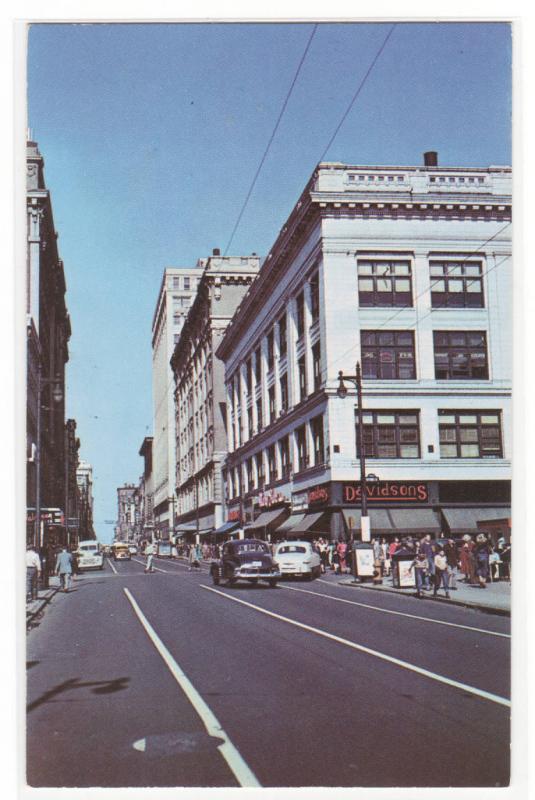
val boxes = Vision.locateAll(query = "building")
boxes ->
[76,461,95,541]
[216,154,512,543]
[115,483,138,543]
[137,436,154,543]
[26,139,71,549]
[64,419,80,547]
[151,266,204,539]
[171,251,260,540]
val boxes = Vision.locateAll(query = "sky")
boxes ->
[26,21,512,543]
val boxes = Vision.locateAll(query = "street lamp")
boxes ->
[34,367,63,583]
[337,363,370,543]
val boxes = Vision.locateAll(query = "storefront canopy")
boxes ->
[342,508,440,535]
[276,513,306,535]
[212,520,241,537]
[441,507,511,535]
[291,512,326,533]
[343,509,393,534]
[175,522,199,533]
[245,508,288,533]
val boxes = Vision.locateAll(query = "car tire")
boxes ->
[248,578,259,586]
[268,578,278,588]
[305,573,313,582]
[212,570,220,586]
[227,577,237,587]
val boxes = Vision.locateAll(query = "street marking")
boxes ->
[280,584,510,639]
[131,558,168,573]
[201,585,511,709]
[106,558,118,574]
[123,588,261,788]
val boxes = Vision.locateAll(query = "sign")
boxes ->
[291,491,309,511]
[227,509,241,522]
[258,487,290,508]
[308,484,330,506]
[398,559,416,588]
[354,545,375,577]
[27,508,65,524]
[343,481,428,504]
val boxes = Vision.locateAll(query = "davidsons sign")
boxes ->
[343,481,428,503]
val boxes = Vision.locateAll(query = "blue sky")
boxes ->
[26,21,512,542]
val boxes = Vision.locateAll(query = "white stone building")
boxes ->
[216,154,512,542]
[151,266,204,538]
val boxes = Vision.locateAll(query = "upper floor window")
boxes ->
[310,272,320,322]
[184,277,190,290]
[256,397,263,431]
[296,425,308,472]
[358,260,412,307]
[256,452,265,486]
[296,291,305,339]
[311,415,325,466]
[280,435,291,477]
[430,260,484,308]
[254,346,262,383]
[278,314,287,359]
[280,373,288,412]
[434,331,489,380]
[361,331,416,380]
[439,410,502,458]
[172,277,180,289]
[269,386,276,424]
[268,444,277,484]
[312,342,322,391]
[267,331,275,372]
[246,358,252,394]
[246,457,254,490]
[298,355,307,401]
[359,411,420,459]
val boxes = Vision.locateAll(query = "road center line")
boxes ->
[279,584,509,638]
[131,557,168,573]
[106,558,118,574]
[123,588,260,788]
[201,585,510,709]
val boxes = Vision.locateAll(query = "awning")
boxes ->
[276,513,306,535]
[343,509,393,534]
[389,508,441,535]
[212,520,241,537]
[245,508,289,532]
[175,522,199,532]
[291,512,325,533]
[442,507,511,535]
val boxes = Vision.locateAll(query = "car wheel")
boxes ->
[212,570,220,586]
[227,577,237,587]
[268,578,278,588]
[248,578,259,585]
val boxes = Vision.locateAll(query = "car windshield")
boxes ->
[81,545,98,552]
[235,542,269,554]
[277,545,307,554]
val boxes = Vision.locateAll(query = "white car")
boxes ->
[274,540,322,580]
[76,540,104,571]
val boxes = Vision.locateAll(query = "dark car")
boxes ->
[210,538,281,588]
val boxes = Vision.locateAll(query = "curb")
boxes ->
[26,587,59,626]
[337,579,510,617]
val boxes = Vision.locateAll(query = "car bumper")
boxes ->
[278,564,312,575]
[234,568,281,579]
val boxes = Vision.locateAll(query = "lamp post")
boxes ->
[34,366,63,584]
[337,362,370,543]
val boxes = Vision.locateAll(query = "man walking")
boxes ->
[55,546,73,593]
[26,543,42,602]
[144,541,155,573]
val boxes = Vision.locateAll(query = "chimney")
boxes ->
[212,248,221,256]
[424,151,438,167]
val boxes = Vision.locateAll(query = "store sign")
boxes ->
[258,487,290,508]
[26,508,64,524]
[343,481,428,503]
[291,491,309,511]
[308,484,330,506]
[227,509,241,522]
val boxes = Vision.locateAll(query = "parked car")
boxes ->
[76,540,104,571]
[210,539,281,587]
[273,540,322,580]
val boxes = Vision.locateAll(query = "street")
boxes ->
[27,556,510,789]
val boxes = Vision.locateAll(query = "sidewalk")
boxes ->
[26,577,61,626]
[338,573,511,616]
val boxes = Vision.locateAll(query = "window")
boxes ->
[267,331,275,372]
[247,406,253,438]
[278,315,287,359]
[246,359,252,395]
[310,272,320,321]
[268,444,277,484]
[358,411,420,459]
[256,397,263,431]
[256,452,265,486]
[246,457,254,490]
[296,292,305,338]
[172,277,180,289]
[280,373,288,412]
[439,411,502,458]
[358,260,412,307]
[361,331,416,379]
[433,331,489,379]
[430,260,484,308]
[296,426,308,471]
[312,342,322,391]
[184,277,190,290]
[280,436,291,477]
[254,346,262,382]
[311,415,325,465]
[269,386,276,424]
[298,355,307,401]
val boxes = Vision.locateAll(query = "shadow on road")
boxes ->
[27,676,130,712]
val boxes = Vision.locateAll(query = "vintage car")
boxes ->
[210,538,281,587]
[273,540,322,580]
[76,540,104,571]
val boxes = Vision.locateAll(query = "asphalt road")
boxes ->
[26,555,510,788]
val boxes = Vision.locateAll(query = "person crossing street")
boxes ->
[144,541,156,573]
[55,546,73,593]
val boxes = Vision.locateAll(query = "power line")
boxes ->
[223,24,318,257]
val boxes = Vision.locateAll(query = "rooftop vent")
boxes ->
[212,248,221,256]
[424,151,438,167]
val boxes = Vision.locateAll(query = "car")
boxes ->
[273,540,322,580]
[76,540,104,571]
[128,544,138,555]
[111,542,131,561]
[210,538,281,587]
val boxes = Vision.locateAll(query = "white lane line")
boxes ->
[106,558,118,574]
[123,588,260,788]
[131,558,169,573]
[201,585,510,709]
[280,584,509,639]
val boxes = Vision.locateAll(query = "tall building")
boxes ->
[217,155,512,542]
[151,266,203,539]
[138,436,154,543]
[76,461,95,541]
[115,484,137,543]
[26,139,71,548]
[171,252,260,539]
[64,419,80,547]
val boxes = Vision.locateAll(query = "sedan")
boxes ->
[274,541,322,580]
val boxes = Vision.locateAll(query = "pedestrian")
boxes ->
[55,545,73,593]
[460,536,476,584]
[336,539,348,574]
[318,538,329,573]
[433,548,450,598]
[144,541,155,573]
[474,533,492,589]
[411,552,429,598]
[444,538,458,590]
[26,543,42,602]
[501,541,511,582]
[188,543,200,571]
[328,540,336,571]
[419,535,435,590]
